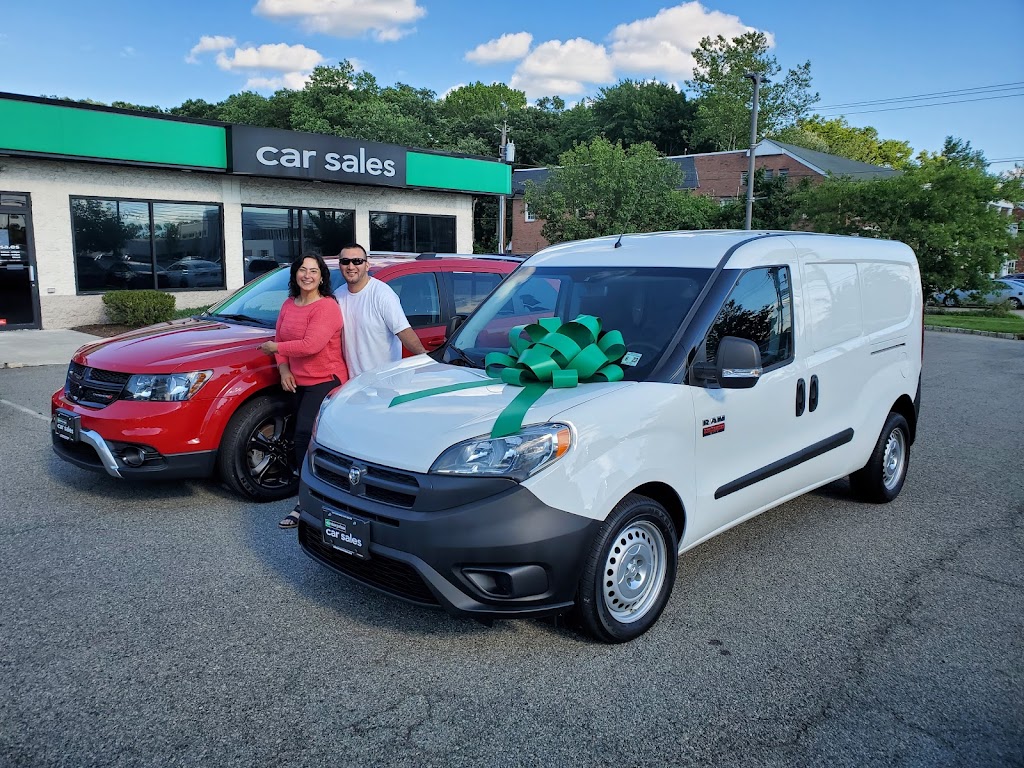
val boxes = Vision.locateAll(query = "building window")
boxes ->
[740,171,749,187]
[241,205,354,283]
[524,203,536,223]
[369,212,456,254]
[764,169,774,181]
[71,198,224,294]
[779,168,789,180]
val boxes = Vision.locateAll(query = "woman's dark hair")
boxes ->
[288,253,334,299]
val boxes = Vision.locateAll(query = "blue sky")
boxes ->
[4,0,1022,170]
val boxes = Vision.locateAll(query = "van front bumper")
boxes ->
[297,448,600,620]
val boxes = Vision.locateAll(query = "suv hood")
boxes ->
[315,356,633,473]
[73,317,273,373]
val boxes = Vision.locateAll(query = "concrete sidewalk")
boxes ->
[0,329,100,368]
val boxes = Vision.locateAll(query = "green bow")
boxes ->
[389,314,627,438]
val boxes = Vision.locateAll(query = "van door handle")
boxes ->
[796,378,806,417]
[809,375,819,412]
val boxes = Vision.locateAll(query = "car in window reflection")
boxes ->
[165,259,223,288]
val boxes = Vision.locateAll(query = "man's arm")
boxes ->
[396,327,427,355]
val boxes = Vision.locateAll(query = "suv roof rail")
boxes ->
[415,252,527,262]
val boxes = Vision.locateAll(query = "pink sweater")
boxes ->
[273,297,349,386]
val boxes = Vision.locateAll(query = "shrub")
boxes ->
[102,290,176,327]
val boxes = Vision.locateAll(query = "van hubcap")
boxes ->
[602,520,667,624]
[882,428,906,490]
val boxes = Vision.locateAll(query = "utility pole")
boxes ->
[743,72,764,231]
[497,121,509,253]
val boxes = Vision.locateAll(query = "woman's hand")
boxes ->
[259,340,279,354]
[278,364,296,393]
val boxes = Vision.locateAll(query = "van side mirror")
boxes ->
[446,314,467,340]
[716,336,762,389]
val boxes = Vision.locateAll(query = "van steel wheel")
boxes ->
[849,412,911,504]
[218,395,298,501]
[576,494,678,643]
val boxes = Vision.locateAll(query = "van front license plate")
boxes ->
[53,409,80,442]
[323,508,370,559]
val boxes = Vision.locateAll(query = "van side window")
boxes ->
[706,266,793,368]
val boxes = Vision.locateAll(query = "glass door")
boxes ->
[0,193,39,330]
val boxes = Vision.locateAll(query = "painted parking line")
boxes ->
[0,398,49,422]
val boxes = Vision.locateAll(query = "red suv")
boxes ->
[50,255,521,500]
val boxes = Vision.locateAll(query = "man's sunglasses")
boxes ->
[339,258,366,266]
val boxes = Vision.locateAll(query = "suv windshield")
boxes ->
[205,266,344,327]
[445,265,712,381]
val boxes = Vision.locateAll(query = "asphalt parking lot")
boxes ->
[1,331,1021,768]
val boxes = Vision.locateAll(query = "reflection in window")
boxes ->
[388,272,440,326]
[452,272,503,314]
[369,212,456,253]
[242,206,354,283]
[154,203,224,289]
[72,198,155,292]
[706,267,793,368]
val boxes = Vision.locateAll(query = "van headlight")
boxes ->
[122,370,213,401]
[430,423,572,482]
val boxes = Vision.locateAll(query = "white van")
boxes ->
[298,231,923,643]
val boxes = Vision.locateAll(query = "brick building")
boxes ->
[510,139,900,254]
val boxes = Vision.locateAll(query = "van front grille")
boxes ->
[311,448,419,508]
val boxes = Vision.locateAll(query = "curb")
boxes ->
[924,324,1022,341]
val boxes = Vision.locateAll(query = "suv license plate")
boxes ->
[53,409,80,442]
[323,507,370,560]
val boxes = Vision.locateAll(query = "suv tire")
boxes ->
[218,394,298,502]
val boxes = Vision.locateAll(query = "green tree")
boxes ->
[591,80,697,156]
[687,32,818,151]
[524,137,717,244]
[714,171,809,230]
[442,82,527,121]
[794,137,1023,293]
[776,116,914,169]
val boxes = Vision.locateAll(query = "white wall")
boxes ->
[0,157,474,328]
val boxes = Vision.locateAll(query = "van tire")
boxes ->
[218,395,298,502]
[576,494,678,643]
[849,412,910,504]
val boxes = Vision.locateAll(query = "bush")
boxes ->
[102,290,176,327]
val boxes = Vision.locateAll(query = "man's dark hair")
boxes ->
[288,253,335,299]
[339,243,368,257]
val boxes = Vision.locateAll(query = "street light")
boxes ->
[743,72,765,231]
[497,121,515,253]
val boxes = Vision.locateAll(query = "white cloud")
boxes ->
[186,35,236,64]
[609,1,771,79]
[510,38,614,99]
[216,42,324,73]
[245,72,313,91]
[465,32,533,64]
[253,0,426,42]
[441,82,466,99]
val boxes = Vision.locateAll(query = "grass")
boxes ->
[924,310,1024,336]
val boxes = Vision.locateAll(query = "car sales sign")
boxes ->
[230,125,407,188]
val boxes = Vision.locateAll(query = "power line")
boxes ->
[817,91,1024,116]
[816,81,1024,110]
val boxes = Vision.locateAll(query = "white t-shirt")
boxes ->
[338,277,412,377]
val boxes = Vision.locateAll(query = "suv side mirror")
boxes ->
[446,314,467,340]
[716,336,762,389]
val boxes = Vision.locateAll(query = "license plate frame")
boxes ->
[322,507,370,560]
[53,409,81,442]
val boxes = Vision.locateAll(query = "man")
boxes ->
[336,243,427,376]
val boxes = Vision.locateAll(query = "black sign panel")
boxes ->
[230,125,407,188]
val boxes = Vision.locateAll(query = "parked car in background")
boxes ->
[51,254,523,501]
[165,258,224,288]
[933,279,1024,309]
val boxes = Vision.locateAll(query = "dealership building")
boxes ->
[0,92,510,331]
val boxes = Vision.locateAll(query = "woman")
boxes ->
[259,253,348,528]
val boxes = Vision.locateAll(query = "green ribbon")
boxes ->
[388,315,626,438]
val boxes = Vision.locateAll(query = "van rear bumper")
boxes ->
[297,461,600,619]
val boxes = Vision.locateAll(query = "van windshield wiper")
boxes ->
[446,345,479,368]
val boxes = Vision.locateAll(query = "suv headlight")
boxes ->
[122,371,213,402]
[430,423,572,482]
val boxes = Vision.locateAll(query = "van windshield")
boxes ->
[444,265,712,381]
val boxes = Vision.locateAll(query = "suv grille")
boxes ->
[66,362,131,408]
[311,448,419,508]
[298,522,438,605]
